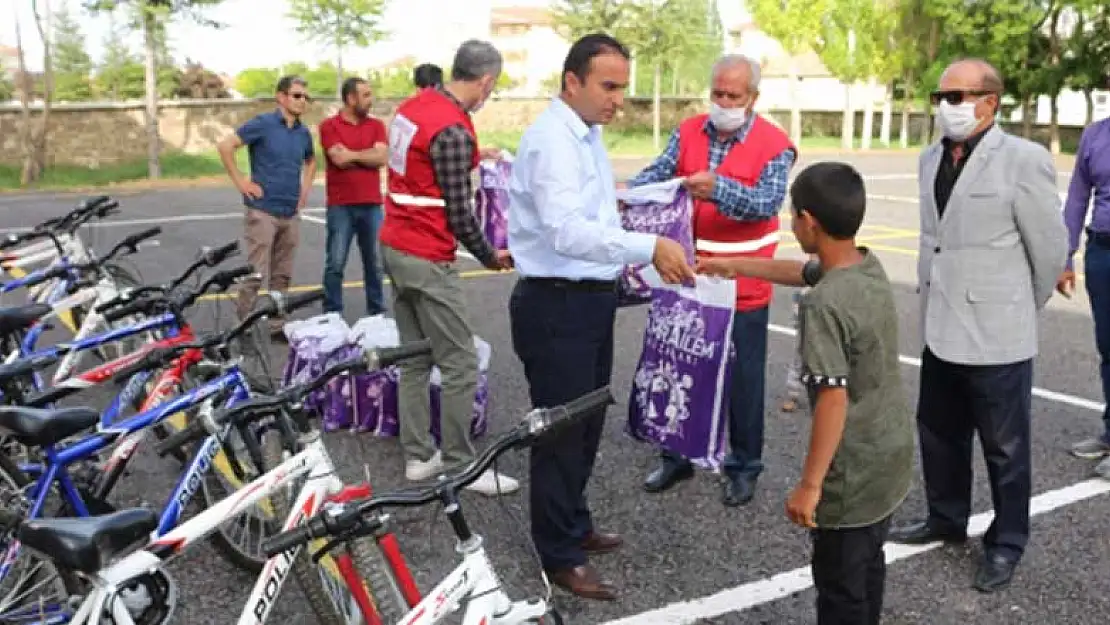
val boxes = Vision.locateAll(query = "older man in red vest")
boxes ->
[379,39,517,496]
[626,53,796,506]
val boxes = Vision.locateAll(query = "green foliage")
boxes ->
[550,0,632,42]
[287,0,388,50]
[747,0,828,56]
[235,68,282,98]
[52,2,95,101]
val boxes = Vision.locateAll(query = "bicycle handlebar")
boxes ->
[95,241,241,314]
[258,386,615,557]
[150,339,433,457]
[109,289,324,385]
[0,197,117,252]
[101,265,255,323]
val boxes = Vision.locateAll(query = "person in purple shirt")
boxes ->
[1059,116,1110,480]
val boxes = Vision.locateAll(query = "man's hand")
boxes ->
[480,147,504,160]
[682,171,716,200]
[695,256,737,278]
[237,179,263,200]
[652,237,696,284]
[494,249,514,270]
[785,482,821,529]
[1056,269,1076,298]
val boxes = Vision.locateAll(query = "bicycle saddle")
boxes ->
[0,303,51,335]
[0,405,99,447]
[18,508,158,573]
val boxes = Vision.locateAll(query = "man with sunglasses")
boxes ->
[217,75,317,333]
[887,58,1067,593]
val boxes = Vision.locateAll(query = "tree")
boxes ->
[84,0,226,178]
[235,67,282,98]
[747,0,828,145]
[287,0,389,98]
[95,9,136,99]
[52,1,94,101]
[17,0,54,186]
[175,60,229,98]
[0,75,13,102]
[1065,2,1110,126]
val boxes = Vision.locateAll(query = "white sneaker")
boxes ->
[405,451,445,481]
[464,470,520,496]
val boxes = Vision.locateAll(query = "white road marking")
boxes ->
[601,478,1110,625]
[768,323,1105,412]
[0,212,244,234]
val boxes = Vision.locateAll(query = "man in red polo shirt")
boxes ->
[318,77,388,316]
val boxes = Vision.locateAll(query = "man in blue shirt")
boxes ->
[507,33,694,602]
[217,75,317,332]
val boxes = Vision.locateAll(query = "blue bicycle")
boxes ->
[0,289,325,621]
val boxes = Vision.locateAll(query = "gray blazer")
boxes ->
[916,125,1068,366]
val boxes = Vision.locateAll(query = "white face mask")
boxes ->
[936,99,982,141]
[709,102,749,132]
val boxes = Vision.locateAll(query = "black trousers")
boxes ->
[509,278,617,571]
[811,516,891,625]
[917,347,1033,561]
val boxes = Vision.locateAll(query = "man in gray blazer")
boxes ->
[888,58,1068,593]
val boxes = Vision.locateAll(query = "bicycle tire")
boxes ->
[0,454,84,621]
[342,536,414,624]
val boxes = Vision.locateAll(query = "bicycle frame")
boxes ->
[395,536,548,625]
[57,432,353,625]
[0,363,253,584]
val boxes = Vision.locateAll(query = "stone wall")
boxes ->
[0,97,1087,167]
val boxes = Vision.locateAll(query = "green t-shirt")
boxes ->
[799,249,914,529]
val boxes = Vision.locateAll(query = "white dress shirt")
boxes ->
[507,97,657,281]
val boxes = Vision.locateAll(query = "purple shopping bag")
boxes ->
[627,276,736,469]
[616,180,694,306]
[474,159,511,250]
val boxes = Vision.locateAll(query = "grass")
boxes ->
[0,130,929,193]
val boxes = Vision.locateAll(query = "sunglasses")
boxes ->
[286,92,311,101]
[929,89,993,105]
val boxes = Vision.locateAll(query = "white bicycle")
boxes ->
[259,386,616,625]
[6,336,433,625]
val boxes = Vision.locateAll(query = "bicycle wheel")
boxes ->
[0,454,84,622]
[260,416,414,625]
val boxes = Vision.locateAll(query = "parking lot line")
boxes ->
[600,478,1110,625]
[768,323,1105,412]
[195,268,500,302]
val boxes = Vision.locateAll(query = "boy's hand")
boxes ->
[695,256,736,278]
[786,482,821,528]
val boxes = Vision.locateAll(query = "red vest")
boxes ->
[677,114,796,311]
[379,89,480,262]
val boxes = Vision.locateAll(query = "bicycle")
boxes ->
[256,387,615,625]
[0,290,324,620]
[5,339,434,625]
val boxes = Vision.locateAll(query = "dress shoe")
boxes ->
[546,564,617,601]
[887,520,967,545]
[643,459,694,493]
[582,531,623,554]
[721,474,756,507]
[973,553,1017,592]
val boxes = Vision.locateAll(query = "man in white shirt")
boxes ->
[507,33,693,601]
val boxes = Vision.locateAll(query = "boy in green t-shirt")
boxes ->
[697,161,914,625]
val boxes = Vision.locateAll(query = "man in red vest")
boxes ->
[626,53,797,506]
[379,40,517,496]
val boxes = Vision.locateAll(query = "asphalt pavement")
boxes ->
[0,151,1106,625]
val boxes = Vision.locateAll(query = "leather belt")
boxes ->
[521,277,618,293]
[1087,227,1110,247]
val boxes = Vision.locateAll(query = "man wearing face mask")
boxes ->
[379,39,518,495]
[625,54,796,507]
[888,58,1067,593]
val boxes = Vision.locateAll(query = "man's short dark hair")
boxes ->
[789,162,867,239]
[341,77,367,104]
[275,75,307,94]
[561,33,630,91]
[413,63,443,88]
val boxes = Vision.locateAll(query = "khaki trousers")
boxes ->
[380,244,478,467]
[237,207,301,326]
